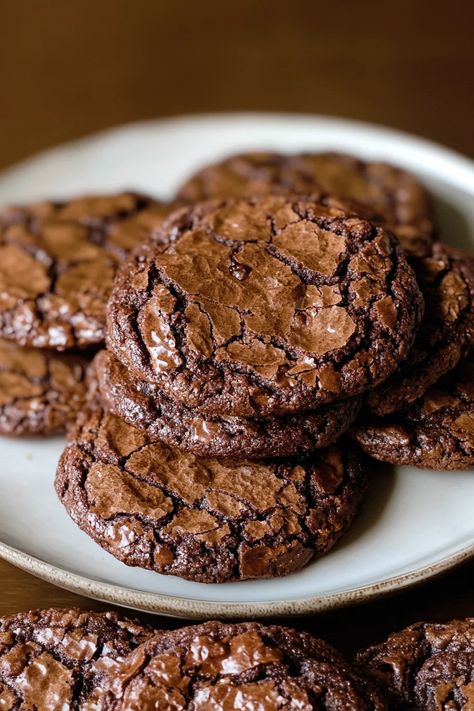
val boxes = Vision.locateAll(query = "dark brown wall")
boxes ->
[0,0,473,169]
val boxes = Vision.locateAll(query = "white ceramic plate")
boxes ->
[1,113,473,619]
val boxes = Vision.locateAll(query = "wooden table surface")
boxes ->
[1,0,473,656]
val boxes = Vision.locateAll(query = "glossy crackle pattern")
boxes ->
[107,195,423,417]
[0,192,160,349]
[94,349,361,460]
[101,621,388,710]
[357,617,474,710]
[176,151,435,257]
[354,353,474,470]
[0,338,89,436]
[55,403,367,583]
[0,608,152,710]
[368,243,474,416]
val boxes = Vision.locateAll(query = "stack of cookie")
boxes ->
[175,152,474,472]
[2,150,473,585]
[0,193,175,437]
[54,152,447,585]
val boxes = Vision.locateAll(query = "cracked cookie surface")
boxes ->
[55,402,368,583]
[99,620,388,710]
[0,607,153,710]
[93,349,361,459]
[0,338,89,436]
[367,243,474,415]
[353,353,474,469]
[0,192,165,350]
[177,151,435,257]
[357,617,474,710]
[107,195,423,417]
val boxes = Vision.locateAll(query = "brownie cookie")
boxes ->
[99,620,388,709]
[367,243,474,416]
[93,350,361,459]
[55,402,368,583]
[0,338,88,436]
[103,200,182,254]
[357,617,474,709]
[353,353,474,470]
[0,192,160,350]
[107,195,423,418]
[0,607,152,710]
[177,150,435,256]
[177,151,321,201]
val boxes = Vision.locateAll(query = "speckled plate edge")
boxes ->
[1,112,474,619]
[2,539,473,619]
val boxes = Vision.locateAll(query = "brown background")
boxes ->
[1,0,474,655]
[1,0,473,170]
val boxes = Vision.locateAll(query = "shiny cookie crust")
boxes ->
[107,195,424,418]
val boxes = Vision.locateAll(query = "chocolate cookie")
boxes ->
[0,192,162,350]
[103,200,182,254]
[107,195,423,418]
[93,349,361,459]
[0,338,88,436]
[357,617,474,709]
[367,243,474,416]
[177,151,435,256]
[353,353,474,470]
[99,620,388,709]
[0,607,152,710]
[55,402,368,583]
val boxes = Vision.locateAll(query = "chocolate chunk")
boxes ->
[107,195,423,418]
[55,401,368,583]
[0,607,153,710]
[177,150,435,256]
[357,617,474,709]
[0,338,88,436]
[353,353,474,470]
[93,349,361,459]
[99,621,388,709]
[0,193,175,350]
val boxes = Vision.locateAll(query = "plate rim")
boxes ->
[1,111,474,619]
[1,111,473,192]
[1,538,473,619]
